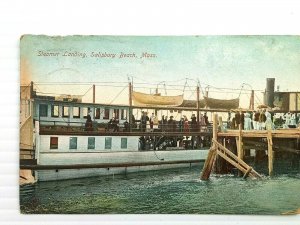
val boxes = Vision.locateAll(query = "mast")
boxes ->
[196,86,200,125]
[30,81,34,99]
[92,84,95,104]
[129,82,133,131]
[250,90,254,110]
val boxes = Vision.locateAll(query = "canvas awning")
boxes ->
[132,91,184,107]
[132,91,239,109]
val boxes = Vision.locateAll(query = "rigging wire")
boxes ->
[82,85,93,97]
[238,84,244,98]
[34,81,264,92]
[182,78,188,94]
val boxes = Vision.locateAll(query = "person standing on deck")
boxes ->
[163,115,168,132]
[183,115,189,133]
[259,109,267,130]
[290,113,296,126]
[265,110,274,130]
[231,114,236,129]
[85,114,93,131]
[240,111,245,130]
[284,112,291,128]
[199,113,206,131]
[244,112,252,130]
[253,110,260,130]
[204,112,209,126]
[191,114,197,132]
[179,117,184,132]
[235,111,241,129]
[149,113,156,131]
[140,111,149,132]
[168,116,176,132]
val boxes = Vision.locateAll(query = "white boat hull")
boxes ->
[36,149,208,181]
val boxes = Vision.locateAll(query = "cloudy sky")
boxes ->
[20,35,300,107]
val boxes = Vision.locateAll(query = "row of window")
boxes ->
[50,137,128,150]
[39,104,127,120]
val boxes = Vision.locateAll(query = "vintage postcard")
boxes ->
[20,35,300,214]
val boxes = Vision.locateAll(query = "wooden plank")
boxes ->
[212,139,262,178]
[216,150,247,173]
[243,166,252,179]
[200,147,217,180]
[218,129,300,139]
[213,139,249,170]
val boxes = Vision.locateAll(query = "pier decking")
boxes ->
[201,113,300,179]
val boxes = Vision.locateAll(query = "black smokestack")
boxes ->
[265,78,275,107]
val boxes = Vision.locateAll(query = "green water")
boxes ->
[20,166,300,215]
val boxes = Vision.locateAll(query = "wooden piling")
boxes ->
[267,130,274,176]
[238,123,243,160]
[200,113,218,180]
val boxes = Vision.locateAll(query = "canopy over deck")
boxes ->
[133,91,239,110]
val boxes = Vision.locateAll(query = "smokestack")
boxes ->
[265,78,275,107]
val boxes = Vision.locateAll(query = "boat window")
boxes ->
[105,137,112,149]
[114,109,119,119]
[51,105,60,117]
[39,104,48,117]
[69,137,77,150]
[63,106,69,117]
[121,109,127,120]
[88,137,95,149]
[103,108,110,119]
[94,108,101,119]
[83,107,90,119]
[50,137,58,149]
[121,138,127,149]
[73,107,80,118]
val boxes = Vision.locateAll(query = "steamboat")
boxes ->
[20,80,241,182]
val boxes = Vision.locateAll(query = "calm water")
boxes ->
[20,166,300,215]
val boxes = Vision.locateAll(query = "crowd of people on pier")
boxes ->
[84,108,300,132]
[227,110,300,131]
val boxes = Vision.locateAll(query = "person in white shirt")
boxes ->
[244,112,252,130]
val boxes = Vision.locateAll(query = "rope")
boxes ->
[82,85,93,97]
[238,84,244,98]
[182,78,188,94]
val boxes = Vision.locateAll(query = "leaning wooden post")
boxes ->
[267,130,274,176]
[200,113,218,180]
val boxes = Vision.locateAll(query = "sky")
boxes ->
[20,35,300,107]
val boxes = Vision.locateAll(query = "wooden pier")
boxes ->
[201,113,300,180]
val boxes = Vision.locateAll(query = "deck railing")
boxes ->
[38,119,213,135]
